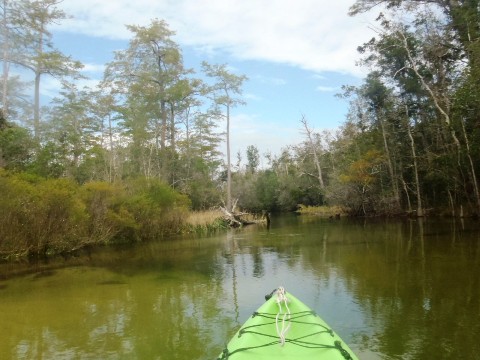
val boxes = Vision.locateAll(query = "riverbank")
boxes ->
[296,204,346,217]
[0,171,230,262]
[2,216,479,359]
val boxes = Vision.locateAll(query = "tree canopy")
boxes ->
[1,0,480,220]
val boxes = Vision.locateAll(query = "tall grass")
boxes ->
[183,209,227,234]
[296,204,346,217]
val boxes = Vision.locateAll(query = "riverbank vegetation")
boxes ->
[296,205,345,218]
[0,170,210,260]
[2,1,480,258]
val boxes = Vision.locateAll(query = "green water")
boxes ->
[1,215,479,359]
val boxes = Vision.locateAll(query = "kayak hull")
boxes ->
[217,290,358,359]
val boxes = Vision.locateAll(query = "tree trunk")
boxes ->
[33,18,45,140]
[34,71,41,139]
[301,115,324,189]
[1,0,10,116]
[378,109,400,209]
[170,104,175,151]
[226,104,232,212]
[405,106,423,217]
[160,99,166,150]
[461,117,480,213]
[401,176,412,213]
[398,29,462,163]
[108,113,114,182]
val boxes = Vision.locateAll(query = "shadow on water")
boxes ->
[32,270,56,280]
[96,280,128,285]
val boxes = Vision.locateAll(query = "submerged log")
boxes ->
[220,207,269,227]
[220,207,243,227]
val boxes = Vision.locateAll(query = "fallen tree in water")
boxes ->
[220,205,270,227]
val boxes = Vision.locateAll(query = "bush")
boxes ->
[0,171,88,257]
[121,178,191,241]
[81,181,135,243]
[0,171,196,260]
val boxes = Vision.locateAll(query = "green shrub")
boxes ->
[81,181,130,243]
[121,178,191,241]
[0,172,88,257]
[0,171,197,259]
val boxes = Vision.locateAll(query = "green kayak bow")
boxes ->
[217,287,359,359]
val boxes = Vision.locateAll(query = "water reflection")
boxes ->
[0,216,479,359]
[1,267,231,359]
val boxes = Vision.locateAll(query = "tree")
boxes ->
[45,83,102,181]
[1,0,18,116]
[0,109,33,170]
[349,0,480,64]
[358,9,480,213]
[104,19,196,183]
[202,61,247,212]
[403,104,424,216]
[16,0,83,139]
[246,145,259,174]
[1,1,33,122]
[89,86,121,183]
[340,150,384,216]
[300,115,325,189]
[360,73,401,210]
[0,75,31,123]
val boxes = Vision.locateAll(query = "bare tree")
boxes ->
[300,115,324,189]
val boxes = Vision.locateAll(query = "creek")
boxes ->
[1,214,479,359]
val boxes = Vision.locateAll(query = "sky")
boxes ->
[46,0,379,160]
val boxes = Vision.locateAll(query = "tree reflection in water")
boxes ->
[0,216,479,359]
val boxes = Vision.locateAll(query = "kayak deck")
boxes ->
[217,289,358,359]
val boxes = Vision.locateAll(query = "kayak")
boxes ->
[217,287,358,359]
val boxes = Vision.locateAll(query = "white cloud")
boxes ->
[313,74,327,80]
[228,113,302,158]
[57,0,377,76]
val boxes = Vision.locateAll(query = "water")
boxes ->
[1,215,479,359]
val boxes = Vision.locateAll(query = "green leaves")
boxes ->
[0,172,194,258]
[0,122,34,170]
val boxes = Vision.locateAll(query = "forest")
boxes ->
[1,0,480,258]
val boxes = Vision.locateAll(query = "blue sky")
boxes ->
[44,0,378,158]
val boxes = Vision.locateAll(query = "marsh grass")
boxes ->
[184,209,227,234]
[296,204,346,217]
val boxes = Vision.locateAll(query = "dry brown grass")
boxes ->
[296,204,346,216]
[185,209,224,227]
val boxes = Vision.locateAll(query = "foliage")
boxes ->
[2,3,480,262]
[0,171,88,257]
[246,145,260,174]
[0,122,34,170]
[101,178,191,241]
[202,61,248,211]
[0,171,194,259]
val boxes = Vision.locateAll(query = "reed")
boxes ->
[296,204,346,217]
[184,209,227,234]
